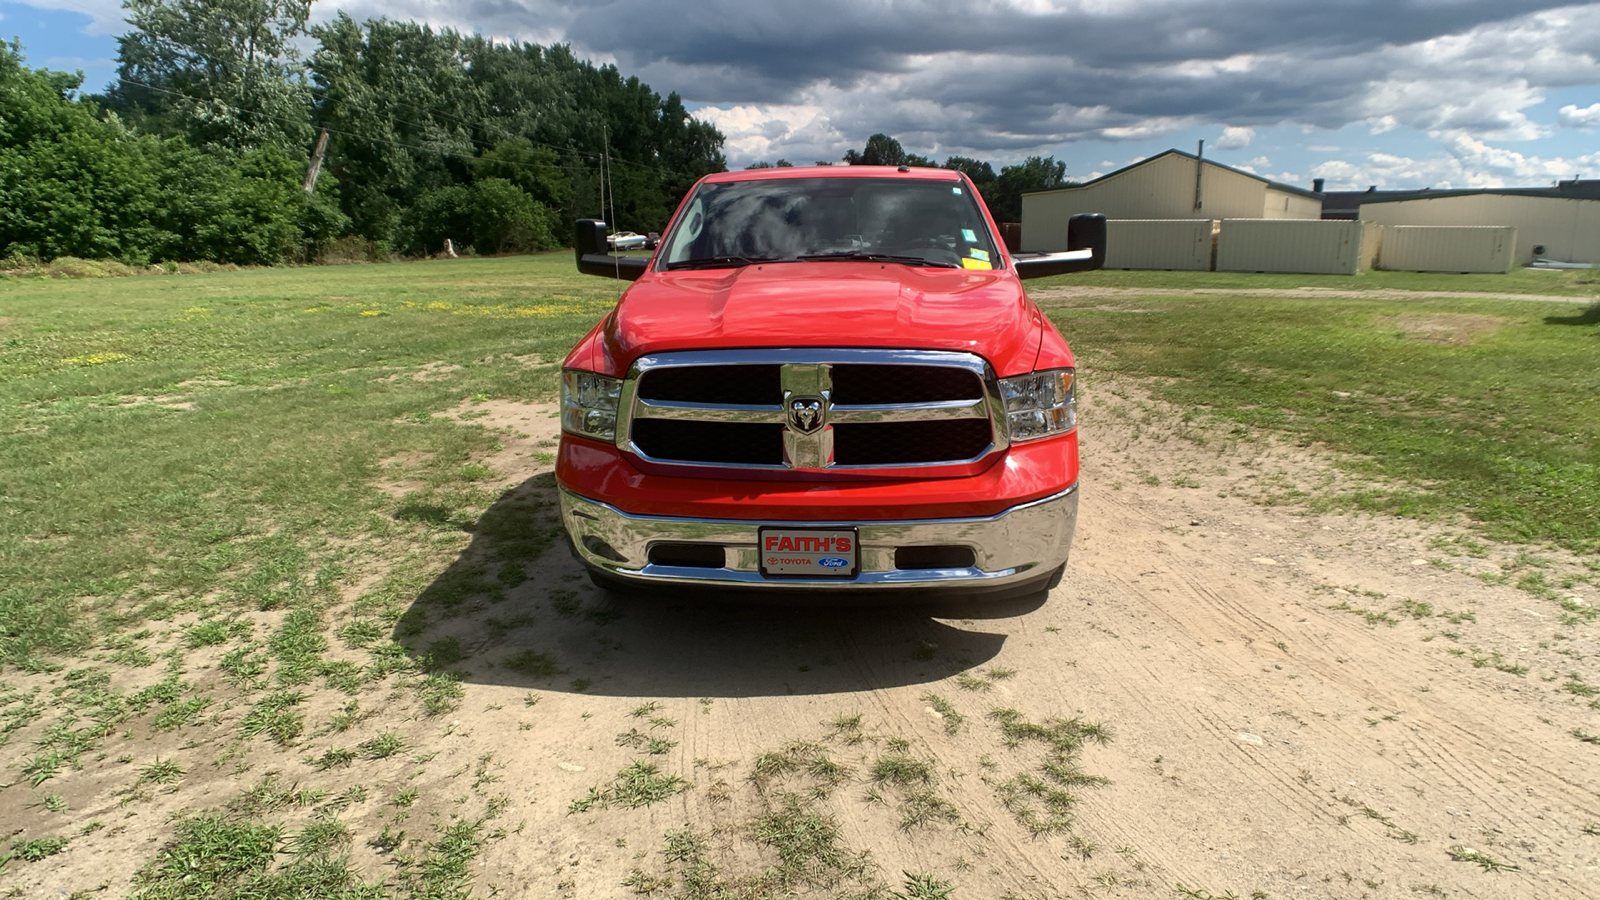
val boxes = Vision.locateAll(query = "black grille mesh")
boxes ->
[834,419,991,465]
[632,420,784,465]
[831,365,983,404]
[637,365,780,404]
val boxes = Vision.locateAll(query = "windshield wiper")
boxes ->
[663,256,773,270]
[795,251,961,268]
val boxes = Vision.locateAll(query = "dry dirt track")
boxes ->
[415,383,1600,900]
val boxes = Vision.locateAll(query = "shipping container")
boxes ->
[1377,226,1516,273]
[1104,220,1215,270]
[1215,219,1370,275]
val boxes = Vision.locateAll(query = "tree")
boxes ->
[1,42,162,262]
[472,138,571,211]
[307,18,725,242]
[107,0,315,153]
[844,133,906,166]
[943,156,996,187]
[984,156,1072,223]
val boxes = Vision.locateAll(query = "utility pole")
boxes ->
[303,128,330,193]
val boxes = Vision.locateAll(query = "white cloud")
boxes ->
[1559,102,1600,128]
[1215,126,1254,149]
[696,103,844,165]
[1314,137,1600,191]
[8,0,124,34]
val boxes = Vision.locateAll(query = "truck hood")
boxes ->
[593,262,1045,377]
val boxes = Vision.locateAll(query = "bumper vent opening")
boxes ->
[648,542,727,569]
[896,545,977,570]
[582,537,626,562]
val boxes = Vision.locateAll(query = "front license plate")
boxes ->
[759,527,859,578]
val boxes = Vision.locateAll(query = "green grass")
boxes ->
[569,760,690,812]
[0,252,619,666]
[5,257,1595,668]
[987,707,1112,836]
[1039,264,1600,298]
[1039,285,1600,552]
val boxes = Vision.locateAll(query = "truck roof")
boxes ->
[703,165,964,184]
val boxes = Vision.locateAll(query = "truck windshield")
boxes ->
[660,177,1001,271]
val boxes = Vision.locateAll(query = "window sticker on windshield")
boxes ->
[968,248,990,262]
[961,229,977,242]
[962,258,992,270]
[952,187,963,195]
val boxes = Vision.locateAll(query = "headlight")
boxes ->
[561,370,622,441]
[998,368,1076,442]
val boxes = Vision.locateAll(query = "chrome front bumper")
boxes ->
[560,484,1078,591]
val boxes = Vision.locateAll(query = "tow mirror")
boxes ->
[575,219,649,281]
[1013,214,1106,280]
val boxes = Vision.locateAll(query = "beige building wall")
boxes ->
[1103,220,1215,270]
[1022,153,1314,251]
[1359,194,1600,264]
[1378,226,1516,273]
[1216,219,1369,275]
[1264,189,1325,220]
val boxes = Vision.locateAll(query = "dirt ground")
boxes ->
[418,383,1599,898]
[5,375,1598,899]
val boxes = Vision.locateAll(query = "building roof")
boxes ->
[1326,179,1600,214]
[1024,148,1323,201]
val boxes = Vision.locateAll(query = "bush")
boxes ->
[315,235,391,265]
[2,43,350,267]
[402,179,555,257]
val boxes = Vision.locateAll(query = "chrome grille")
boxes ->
[618,349,1006,471]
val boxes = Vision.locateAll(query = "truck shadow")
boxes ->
[1542,302,1600,327]
[392,473,1018,698]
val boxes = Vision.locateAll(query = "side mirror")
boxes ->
[575,219,649,281]
[1014,213,1106,280]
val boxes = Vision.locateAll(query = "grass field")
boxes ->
[1059,263,1600,296]
[3,256,1597,666]
[1033,281,1600,553]
[0,255,1597,895]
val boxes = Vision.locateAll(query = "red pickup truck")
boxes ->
[558,165,1104,603]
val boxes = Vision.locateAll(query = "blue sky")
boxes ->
[5,1,1598,190]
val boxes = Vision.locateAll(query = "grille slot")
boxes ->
[638,365,780,404]
[834,419,992,465]
[896,545,977,570]
[832,364,983,404]
[631,420,784,465]
[649,542,726,568]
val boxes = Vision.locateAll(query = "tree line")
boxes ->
[2,1,726,266]
[754,132,1077,223]
[2,1,1075,267]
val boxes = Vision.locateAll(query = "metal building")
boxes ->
[1357,186,1600,265]
[1021,149,1322,251]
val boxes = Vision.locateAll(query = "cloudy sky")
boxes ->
[5,0,1598,190]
